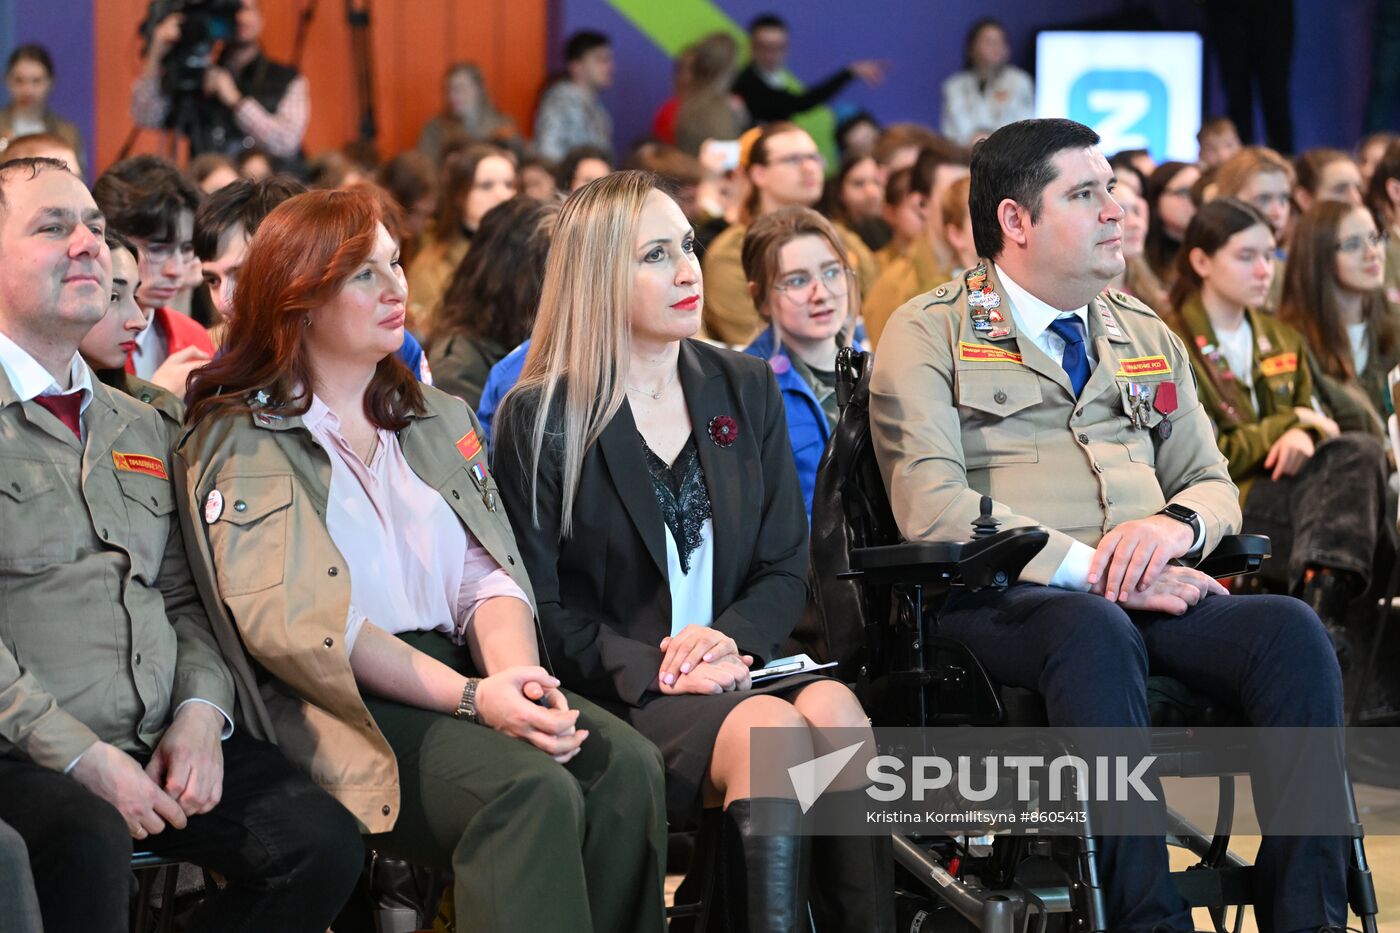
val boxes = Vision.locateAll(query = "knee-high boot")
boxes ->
[718,798,810,933]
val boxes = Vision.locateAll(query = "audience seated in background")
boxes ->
[836,110,881,159]
[741,206,855,517]
[493,170,892,933]
[701,122,876,344]
[1359,131,1399,191]
[1144,160,1200,291]
[418,62,517,165]
[408,144,516,326]
[0,131,80,177]
[651,45,696,147]
[189,152,240,194]
[1166,198,1392,644]
[940,18,1034,146]
[0,156,362,933]
[870,121,940,174]
[92,155,214,398]
[874,165,921,271]
[306,150,368,189]
[180,185,668,933]
[1366,140,1400,307]
[376,150,439,269]
[534,30,615,162]
[730,12,885,126]
[556,144,613,193]
[234,146,274,181]
[823,151,889,252]
[429,196,558,409]
[1,45,83,174]
[518,154,560,201]
[1215,146,1296,307]
[863,140,971,348]
[1197,116,1243,169]
[1295,148,1364,213]
[1104,159,1168,314]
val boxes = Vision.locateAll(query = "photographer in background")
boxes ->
[131,0,308,163]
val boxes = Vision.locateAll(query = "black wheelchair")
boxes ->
[791,347,1381,933]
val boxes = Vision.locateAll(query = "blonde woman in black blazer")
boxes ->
[494,171,893,933]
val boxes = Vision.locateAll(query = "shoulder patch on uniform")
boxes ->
[924,281,964,306]
[1259,352,1298,377]
[1103,288,1158,318]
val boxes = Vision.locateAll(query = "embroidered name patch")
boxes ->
[1116,355,1171,377]
[1259,352,1298,377]
[456,430,482,461]
[112,451,168,480]
[958,342,1024,365]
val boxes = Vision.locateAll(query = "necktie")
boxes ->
[1048,316,1090,397]
[34,393,83,442]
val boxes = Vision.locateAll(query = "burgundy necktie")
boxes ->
[33,393,83,441]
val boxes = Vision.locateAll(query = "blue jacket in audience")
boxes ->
[476,339,531,444]
[743,327,830,520]
[398,330,433,384]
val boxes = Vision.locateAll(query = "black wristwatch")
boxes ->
[1158,503,1198,528]
[453,677,482,723]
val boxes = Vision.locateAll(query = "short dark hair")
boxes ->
[565,30,610,63]
[969,118,1101,260]
[910,138,971,198]
[92,154,201,243]
[556,145,612,191]
[6,44,54,78]
[193,174,307,261]
[0,156,71,214]
[748,13,788,33]
[105,227,139,263]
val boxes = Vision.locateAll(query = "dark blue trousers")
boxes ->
[939,586,1347,933]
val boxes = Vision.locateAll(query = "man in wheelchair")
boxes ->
[867,118,1348,933]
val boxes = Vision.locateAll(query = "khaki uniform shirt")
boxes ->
[863,236,950,351]
[407,230,471,330]
[0,370,232,771]
[122,374,184,428]
[701,220,877,346]
[870,263,1241,585]
[177,387,538,832]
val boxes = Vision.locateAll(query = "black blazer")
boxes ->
[492,339,810,708]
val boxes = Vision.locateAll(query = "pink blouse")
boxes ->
[303,396,529,652]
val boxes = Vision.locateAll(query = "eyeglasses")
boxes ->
[768,152,826,171]
[775,265,850,298]
[1335,230,1388,254]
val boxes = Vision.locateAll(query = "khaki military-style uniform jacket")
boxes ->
[870,263,1241,585]
[0,372,232,771]
[176,386,539,833]
[122,374,184,427]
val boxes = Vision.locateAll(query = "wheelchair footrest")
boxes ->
[1172,865,1255,908]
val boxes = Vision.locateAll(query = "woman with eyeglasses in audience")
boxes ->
[178,186,669,933]
[702,122,877,345]
[741,207,856,519]
[1279,201,1400,434]
[494,171,893,933]
[1144,160,1200,289]
[1166,198,1391,660]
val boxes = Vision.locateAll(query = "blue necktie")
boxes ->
[1048,316,1090,397]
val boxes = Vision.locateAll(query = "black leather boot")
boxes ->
[808,819,896,933]
[718,798,810,933]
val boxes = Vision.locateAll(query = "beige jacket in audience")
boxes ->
[176,387,538,832]
[870,263,1241,585]
[862,235,949,351]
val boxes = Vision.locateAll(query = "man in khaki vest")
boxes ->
[0,158,361,932]
[871,120,1348,932]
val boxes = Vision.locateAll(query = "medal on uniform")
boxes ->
[1153,382,1178,441]
[468,461,498,512]
[987,309,1004,324]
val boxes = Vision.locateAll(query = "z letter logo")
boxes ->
[1068,71,1168,156]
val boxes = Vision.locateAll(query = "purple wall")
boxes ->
[7,0,96,173]
[554,0,1384,158]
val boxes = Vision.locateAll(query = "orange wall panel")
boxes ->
[93,0,548,174]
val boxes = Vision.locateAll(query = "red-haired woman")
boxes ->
[176,187,667,932]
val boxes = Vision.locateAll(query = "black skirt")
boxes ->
[609,673,829,829]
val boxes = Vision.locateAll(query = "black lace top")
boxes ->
[641,435,712,574]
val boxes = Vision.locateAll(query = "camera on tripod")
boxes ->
[140,0,244,153]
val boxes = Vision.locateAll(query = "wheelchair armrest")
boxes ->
[1193,534,1271,579]
[845,526,1049,590]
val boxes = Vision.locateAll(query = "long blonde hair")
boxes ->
[499,170,664,536]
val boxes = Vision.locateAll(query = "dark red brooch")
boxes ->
[708,415,739,448]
